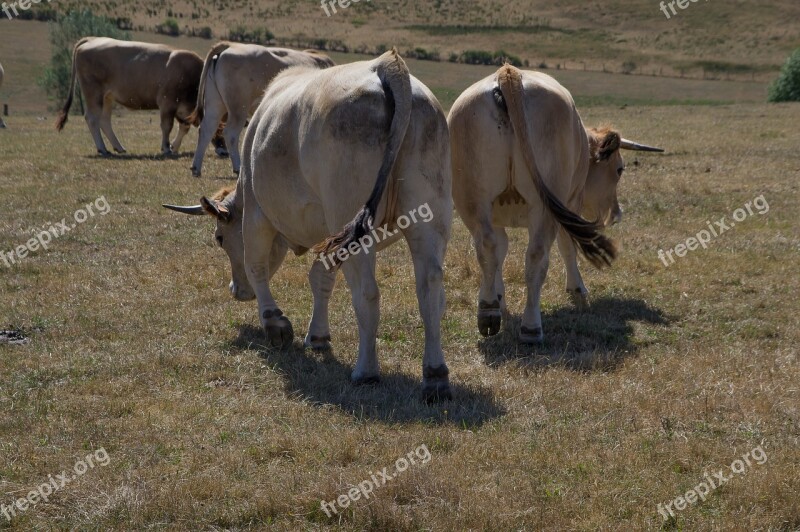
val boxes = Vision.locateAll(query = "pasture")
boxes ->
[1,18,799,532]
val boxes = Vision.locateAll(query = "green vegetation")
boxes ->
[768,48,800,102]
[38,10,130,109]
[156,18,180,37]
[227,25,275,44]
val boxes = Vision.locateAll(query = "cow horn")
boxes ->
[162,203,206,215]
[620,139,664,152]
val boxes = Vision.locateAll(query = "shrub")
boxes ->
[622,61,637,75]
[768,48,800,102]
[197,26,213,39]
[157,18,180,36]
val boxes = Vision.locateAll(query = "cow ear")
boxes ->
[200,196,231,222]
[596,131,621,161]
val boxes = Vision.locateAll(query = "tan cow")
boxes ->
[0,62,5,128]
[55,37,208,155]
[448,65,662,343]
[165,50,453,401]
[188,42,334,177]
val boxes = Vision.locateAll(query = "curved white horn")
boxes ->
[620,139,664,152]
[162,203,206,215]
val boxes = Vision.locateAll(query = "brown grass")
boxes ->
[0,16,799,532]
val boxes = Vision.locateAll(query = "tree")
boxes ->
[768,48,800,102]
[38,10,130,112]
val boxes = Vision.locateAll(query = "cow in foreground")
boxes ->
[165,50,453,401]
[56,37,220,156]
[188,42,334,177]
[448,64,662,343]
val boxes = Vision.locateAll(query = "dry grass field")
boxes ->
[1,12,800,532]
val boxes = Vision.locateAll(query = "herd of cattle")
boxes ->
[50,37,663,401]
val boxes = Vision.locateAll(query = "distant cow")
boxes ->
[165,50,454,401]
[448,65,662,343]
[188,42,334,177]
[0,62,5,128]
[56,37,221,156]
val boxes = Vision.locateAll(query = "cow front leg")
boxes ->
[222,115,246,176]
[557,228,589,311]
[170,121,191,153]
[521,214,557,344]
[99,94,126,153]
[341,254,380,385]
[243,212,293,349]
[474,219,504,337]
[159,110,176,155]
[305,259,336,350]
[83,99,109,156]
[404,216,452,402]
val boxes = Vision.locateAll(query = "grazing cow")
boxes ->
[189,42,334,177]
[164,50,453,401]
[448,65,662,343]
[0,62,5,128]
[55,37,223,156]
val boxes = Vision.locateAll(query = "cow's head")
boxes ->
[163,185,253,301]
[584,127,663,227]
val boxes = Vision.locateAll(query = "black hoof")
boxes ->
[263,312,294,350]
[352,375,380,386]
[304,334,331,351]
[191,167,201,178]
[478,300,502,337]
[422,364,452,403]
[520,326,544,345]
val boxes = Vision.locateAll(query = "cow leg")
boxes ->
[191,109,225,177]
[98,95,126,153]
[83,93,109,156]
[340,253,380,385]
[170,121,191,153]
[222,116,245,176]
[404,217,451,401]
[304,260,336,350]
[521,211,558,344]
[557,228,589,311]
[473,217,504,337]
[494,226,509,313]
[159,110,176,155]
[243,210,293,349]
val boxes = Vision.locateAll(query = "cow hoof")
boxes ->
[215,148,229,158]
[478,300,502,336]
[304,334,331,351]
[263,313,294,350]
[520,326,544,345]
[232,168,240,176]
[422,364,451,403]
[191,167,201,178]
[352,374,380,386]
[97,149,111,157]
[114,147,126,154]
[568,288,589,312]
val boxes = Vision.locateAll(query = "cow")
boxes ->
[448,64,662,344]
[164,50,454,401]
[0,62,5,128]
[55,37,223,156]
[188,42,335,177]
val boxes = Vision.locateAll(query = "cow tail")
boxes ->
[55,37,90,131]
[187,41,231,127]
[312,48,412,262]
[497,64,617,269]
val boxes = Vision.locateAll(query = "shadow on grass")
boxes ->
[479,296,669,371]
[84,151,195,161]
[228,324,506,427]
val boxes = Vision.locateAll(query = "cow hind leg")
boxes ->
[557,228,589,311]
[98,95,125,153]
[521,212,558,344]
[341,253,380,385]
[404,217,451,402]
[305,260,336,350]
[191,109,225,177]
[222,116,246,175]
[170,121,191,153]
[243,211,294,350]
[472,215,505,337]
[159,109,176,155]
[83,94,108,155]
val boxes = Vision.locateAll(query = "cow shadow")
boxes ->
[84,151,194,161]
[479,296,669,371]
[227,325,505,427]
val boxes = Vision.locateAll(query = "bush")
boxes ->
[157,18,180,36]
[198,26,213,39]
[38,10,130,111]
[622,61,637,75]
[768,48,800,102]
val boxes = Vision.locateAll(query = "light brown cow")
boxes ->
[448,65,662,343]
[0,62,6,129]
[55,37,207,155]
[188,42,334,177]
